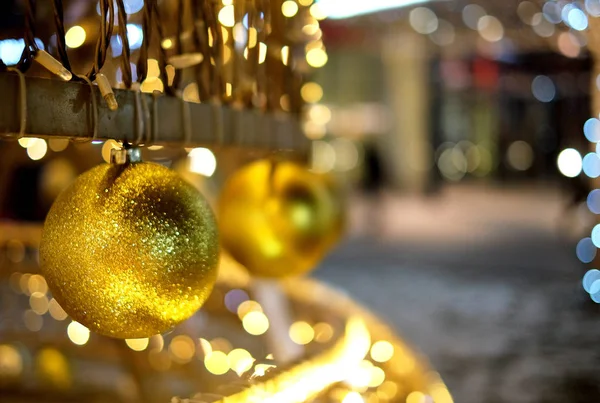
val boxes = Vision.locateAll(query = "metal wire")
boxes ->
[115,0,133,88]
[150,0,174,95]
[136,0,152,83]
[190,0,210,101]
[52,0,72,73]
[88,0,115,81]
[17,0,38,72]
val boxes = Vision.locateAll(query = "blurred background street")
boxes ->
[317,184,599,403]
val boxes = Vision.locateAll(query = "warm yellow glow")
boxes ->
[18,137,37,148]
[299,0,313,5]
[306,48,328,68]
[378,381,398,400]
[140,77,164,93]
[406,391,426,403]
[248,27,258,48]
[147,59,160,77]
[48,298,68,321]
[342,391,364,403]
[369,366,386,387]
[226,82,232,97]
[308,104,331,125]
[222,0,233,4]
[102,139,120,163]
[281,45,290,66]
[67,321,90,345]
[205,351,230,375]
[0,344,23,377]
[301,82,323,103]
[28,274,48,294]
[280,94,290,111]
[346,359,373,388]
[210,337,233,354]
[223,45,232,63]
[161,38,173,49]
[310,3,328,20]
[65,25,86,48]
[216,318,371,403]
[126,338,149,351]
[304,121,326,140]
[27,139,47,161]
[253,362,277,377]
[36,348,71,389]
[49,138,69,152]
[228,348,255,375]
[282,1,299,17]
[289,321,315,345]
[199,338,213,357]
[148,145,164,150]
[19,273,31,295]
[313,322,334,343]
[243,311,270,335]
[237,300,263,319]
[169,335,196,363]
[219,5,235,27]
[188,147,217,177]
[302,23,320,36]
[30,292,49,315]
[370,340,394,363]
[258,42,267,64]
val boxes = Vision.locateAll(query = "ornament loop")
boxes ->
[132,85,151,146]
[110,145,142,164]
[3,67,27,140]
[71,75,99,143]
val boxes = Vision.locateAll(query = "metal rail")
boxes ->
[0,72,308,152]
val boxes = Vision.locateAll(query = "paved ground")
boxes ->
[315,184,600,403]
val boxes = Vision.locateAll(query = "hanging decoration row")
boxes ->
[0,0,322,150]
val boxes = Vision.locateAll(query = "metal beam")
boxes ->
[0,72,308,152]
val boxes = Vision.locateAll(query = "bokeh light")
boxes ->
[506,141,533,171]
[370,340,394,363]
[188,147,217,177]
[67,321,90,345]
[204,351,230,375]
[588,190,600,214]
[531,75,555,103]
[126,338,149,351]
[289,321,315,345]
[462,4,486,30]
[577,238,597,264]
[556,148,582,178]
[477,15,504,42]
[242,311,269,335]
[409,7,439,35]
[282,0,299,17]
[219,5,235,27]
[592,224,600,248]
[65,26,86,48]
[583,153,600,178]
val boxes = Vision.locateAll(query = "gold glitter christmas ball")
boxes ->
[40,161,219,338]
[218,160,344,277]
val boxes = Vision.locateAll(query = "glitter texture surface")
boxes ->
[40,162,219,338]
